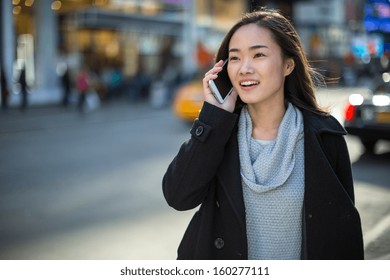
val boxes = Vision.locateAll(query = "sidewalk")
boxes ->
[5,86,63,108]
[0,98,191,260]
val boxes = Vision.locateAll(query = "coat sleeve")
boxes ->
[162,102,238,211]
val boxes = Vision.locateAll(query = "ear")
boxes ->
[284,58,295,76]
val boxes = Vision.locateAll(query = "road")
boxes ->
[0,88,389,260]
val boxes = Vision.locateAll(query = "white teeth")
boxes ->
[240,81,259,86]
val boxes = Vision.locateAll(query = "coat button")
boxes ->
[195,126,204,136]
[214,237,224,249]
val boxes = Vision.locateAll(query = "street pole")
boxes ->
[35,0,59,91]
[1,0,15,95]
[182,0,198,78]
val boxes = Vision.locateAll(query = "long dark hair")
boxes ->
[216,8,328,115]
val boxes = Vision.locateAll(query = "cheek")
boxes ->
[227,66,235,82]
[227,65,238,83]
[266,61,287,79]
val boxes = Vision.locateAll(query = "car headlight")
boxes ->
[372,95,390,106]
[348,94,364,106]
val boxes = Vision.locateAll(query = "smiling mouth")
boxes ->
[240,81,260,87]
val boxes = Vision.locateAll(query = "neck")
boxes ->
[247,100,286,140]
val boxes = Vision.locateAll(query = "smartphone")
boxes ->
[208,60,233,104]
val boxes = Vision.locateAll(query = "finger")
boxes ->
[215,59,224,66]
[204,60,224,76]
[202,74,218,98]
[202,73,218,86]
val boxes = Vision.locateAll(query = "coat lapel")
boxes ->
[301,111,364,259]
[216,126,246,231]
[302,110,349,217]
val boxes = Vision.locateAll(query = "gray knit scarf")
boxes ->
[238,103,304,193]
[238,103,305,259]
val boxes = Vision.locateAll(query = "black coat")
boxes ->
[163,102,364,260]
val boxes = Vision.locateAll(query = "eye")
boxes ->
[229,56,239,62]
[254,53,266,58]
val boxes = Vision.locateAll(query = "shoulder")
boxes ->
[300,108,351,172]
[300,108,347,136]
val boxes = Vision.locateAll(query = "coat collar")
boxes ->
[300,109,347,136]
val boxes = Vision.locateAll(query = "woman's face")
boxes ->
[227,23,293,107]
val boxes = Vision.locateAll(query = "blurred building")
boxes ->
[293,0,390,87]
[252,0,389,87]
[1,0,247,105]
[1,0,390,106]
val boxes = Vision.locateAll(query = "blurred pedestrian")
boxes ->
[60,64,71,107]
[1,66,9,111]
[76,65,90,112]
[18,65,28,110]
[162,8,364,260]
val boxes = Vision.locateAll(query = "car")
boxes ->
[173,78,204,122]
[344,78,390,153]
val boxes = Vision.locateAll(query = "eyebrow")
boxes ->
[229,45,269,52]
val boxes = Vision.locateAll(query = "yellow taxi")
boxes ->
[173,79,204,122]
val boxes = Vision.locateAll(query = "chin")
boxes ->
[237,95,260,105]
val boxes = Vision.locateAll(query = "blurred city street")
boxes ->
[1,0,389,266]
[0,98,195,260]
[0,88,389,260]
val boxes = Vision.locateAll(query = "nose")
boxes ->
[239,59,254,75]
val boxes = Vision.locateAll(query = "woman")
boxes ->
[162,8,364,260]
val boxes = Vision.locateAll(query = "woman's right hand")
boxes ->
[202,60,237,113]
